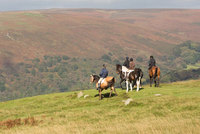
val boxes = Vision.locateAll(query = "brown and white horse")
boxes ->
[90,75,117,100]
[149,66,160,87]
[116,64,143,93]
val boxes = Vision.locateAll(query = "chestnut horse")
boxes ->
[149,66,160,87]
[90,75,117,100]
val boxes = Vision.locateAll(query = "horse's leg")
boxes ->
[109,87,113,97]
[130,82,133,92]
[113,87,118,96]
[126,80,129,93]
[137,77,141,92]
[136,80,139,92]
[120,79,124,89]
[154,77,157,87]
[140,77,142,88]
[157,75,160,87]
[99,89,101,100]
[150,77,152,87]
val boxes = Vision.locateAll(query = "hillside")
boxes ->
[0,80,200,134]
[1,9,200,63]
[0,9,200,101]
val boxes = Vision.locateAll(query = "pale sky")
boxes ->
[0,0,200,11]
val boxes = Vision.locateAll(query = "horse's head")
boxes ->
[90,74,100,83]
[90,74,95,83]
[116,64,122,74]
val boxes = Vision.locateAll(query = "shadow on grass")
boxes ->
[120,87,145,91]
[94,92,117,98]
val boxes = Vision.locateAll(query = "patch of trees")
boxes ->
[161,68,200,83]
[172,41,200,64]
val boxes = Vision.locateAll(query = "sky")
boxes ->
[0,0,200,11]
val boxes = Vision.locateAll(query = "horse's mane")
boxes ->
[93,75,100,81]
[116,64,122,68]
[116,64,122,72]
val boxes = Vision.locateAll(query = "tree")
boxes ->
[172,47,181,57]
[31,69,36,76]
[101,54,111,62]
[62,55,70,60]
[0,81,6,92]
[136,57,143,62]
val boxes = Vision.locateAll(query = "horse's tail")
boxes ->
[154,67,158,79]
[108,77,115,87]
[112,77,116,85]
[140,69,143,79]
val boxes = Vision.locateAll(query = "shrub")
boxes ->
[101,54,111,62]
[25,64,32,68]
[25,69,30,73]
[72,64,79,71]
[54,56,62,62]
[136,57,143,62]
[32,58,40,64]
[44,55,50,60]
[31,69,36,76]
[59,85,69,92]
[71,58,77,62]
[172,47,181,57]
[113,59,120,64]
[108,52,113,56]
[62,56,70,60]
[0,81,6,92]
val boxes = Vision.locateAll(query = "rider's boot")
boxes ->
[97,83,101,90]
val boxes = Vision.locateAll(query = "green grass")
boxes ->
[186,63,200,70]
[0,80,200,134]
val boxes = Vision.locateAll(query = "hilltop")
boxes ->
[0,79,199,134]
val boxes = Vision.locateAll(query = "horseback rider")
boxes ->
[129,58,135,70]
[97,64,108,90]
[148,56,156,70]
[123,57,130,68]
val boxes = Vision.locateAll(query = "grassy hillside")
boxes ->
[0,80,199,134]
[1,9,200,63]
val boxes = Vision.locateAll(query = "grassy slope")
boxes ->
[187,63,200,70]
[0,80,199,134]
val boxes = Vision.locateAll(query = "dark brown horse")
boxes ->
[116,64,143,92]
[90,75,117,100]
[149,66,160,87]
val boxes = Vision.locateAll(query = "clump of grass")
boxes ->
[0,117,40,129]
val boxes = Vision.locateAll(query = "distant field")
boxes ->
[187,63,200,70]
[0,79,199,134]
